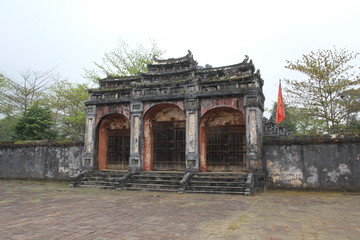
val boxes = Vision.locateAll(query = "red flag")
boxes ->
[276,82,285,124]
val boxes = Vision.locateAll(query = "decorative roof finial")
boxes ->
[242,55,249,64]
[187,50,192,57]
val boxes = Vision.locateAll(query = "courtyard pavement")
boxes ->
[0,180,359,240]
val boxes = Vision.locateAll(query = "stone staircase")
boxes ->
[73,170,129,189]
[185,173,247,195]
[124,172,184,192]
[72,171,253,195]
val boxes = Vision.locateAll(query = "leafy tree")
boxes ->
[284,47,360,134]
[0,74,5,87]
[0,69,59,116]
[0,116,17,141]
[83,39,164,82]
[0,74,12,116]
[348,114,360,132]
[48,80,88,141]
[14,104,57,140]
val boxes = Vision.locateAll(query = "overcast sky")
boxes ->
[1,0,359,113]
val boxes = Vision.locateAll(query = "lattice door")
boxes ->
[206,125,245,171]
[107,129,130,169]
[152,120,185,171]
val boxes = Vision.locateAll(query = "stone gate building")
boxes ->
[83,51,264,175]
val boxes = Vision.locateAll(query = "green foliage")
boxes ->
[0,74,5,86]
[0,116,17,141]
[0,70,88,142]
[347,114,360,133]
[14,104,57,141]
[0,74,12,116]
[269,102,297,133]
[47,80,88,141]
[83,39,164,82]
[284,47,360,134]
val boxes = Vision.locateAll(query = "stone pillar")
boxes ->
[129,102,143,172]
[245,95,264,172]
[185,98,199,172]
[83,105,97,170]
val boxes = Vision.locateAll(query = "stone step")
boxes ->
[187,185,245,190]
[134,172,184,176]
[80,180,118,186]
[82,177,119,181]
[78,184,115,189]
[83,175,123,179]
[124,187,179,193]
[193,173,247,176]
[130,179,180,185]
[125,183,180,189]
[125,172,183,192]
[189,181,245,186]
[185,189,245,195]
[191,175,247,180]
[131,177,183,182]
[84,172,126,175]
[132,175,182,179]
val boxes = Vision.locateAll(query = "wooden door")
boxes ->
[152,120,185,171]
[206,125,245,172]
[107,129,130,170]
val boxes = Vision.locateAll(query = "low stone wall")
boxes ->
[0,142,83,181]
[264,135,360,190]
[1,136,359,190]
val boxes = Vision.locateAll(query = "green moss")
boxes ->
[0,140,83,148]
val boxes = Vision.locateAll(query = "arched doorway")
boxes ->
[98,114,130,170]
[200,107,245,172]
[143,104,186,171]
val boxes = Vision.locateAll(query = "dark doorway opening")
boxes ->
[206,125,245,172]
[152,120,185,171]
[107,129,130,170]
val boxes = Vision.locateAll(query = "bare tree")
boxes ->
[0,68,59,116]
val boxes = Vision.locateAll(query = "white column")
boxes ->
[185,99,199,172]
[83,105,96,169]
[245,96,264,172]
[129,102,143,172]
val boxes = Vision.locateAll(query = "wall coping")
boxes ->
[0,141,84,149]
[263,134,360,145]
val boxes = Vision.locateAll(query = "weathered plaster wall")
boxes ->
[1,136,359,190]
[264,136,360,190]
[200,97,244,117]
[0,143,83,181]
[96,104,131,126]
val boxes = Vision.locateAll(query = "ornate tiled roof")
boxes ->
[86,52,264,105]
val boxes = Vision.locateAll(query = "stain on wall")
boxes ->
[264,136,360,190]
[200,98,244,117]
[1,136,359,190]
[96,104,131,126]
[0,143,83,180]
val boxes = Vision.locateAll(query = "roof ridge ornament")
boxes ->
[187,50,192,58]
[242,55,249,64]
